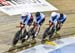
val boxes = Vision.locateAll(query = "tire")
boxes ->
[49,26,55,40]
[42,27,50,40]
[43,27,50,36]
[12,30,22,46]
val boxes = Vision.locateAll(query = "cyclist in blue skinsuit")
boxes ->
[42,12,66,42]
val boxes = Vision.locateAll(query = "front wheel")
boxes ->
[12,30,22,46]
[42,27,50,40]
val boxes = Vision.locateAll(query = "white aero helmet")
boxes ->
[51,12,57,17]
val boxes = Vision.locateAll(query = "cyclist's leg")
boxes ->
[21,25,30,43]
[56,18,66,31]
[32,25,40,40]
[56,22,61,32]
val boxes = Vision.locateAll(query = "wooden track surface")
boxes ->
[0,0,75,53]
